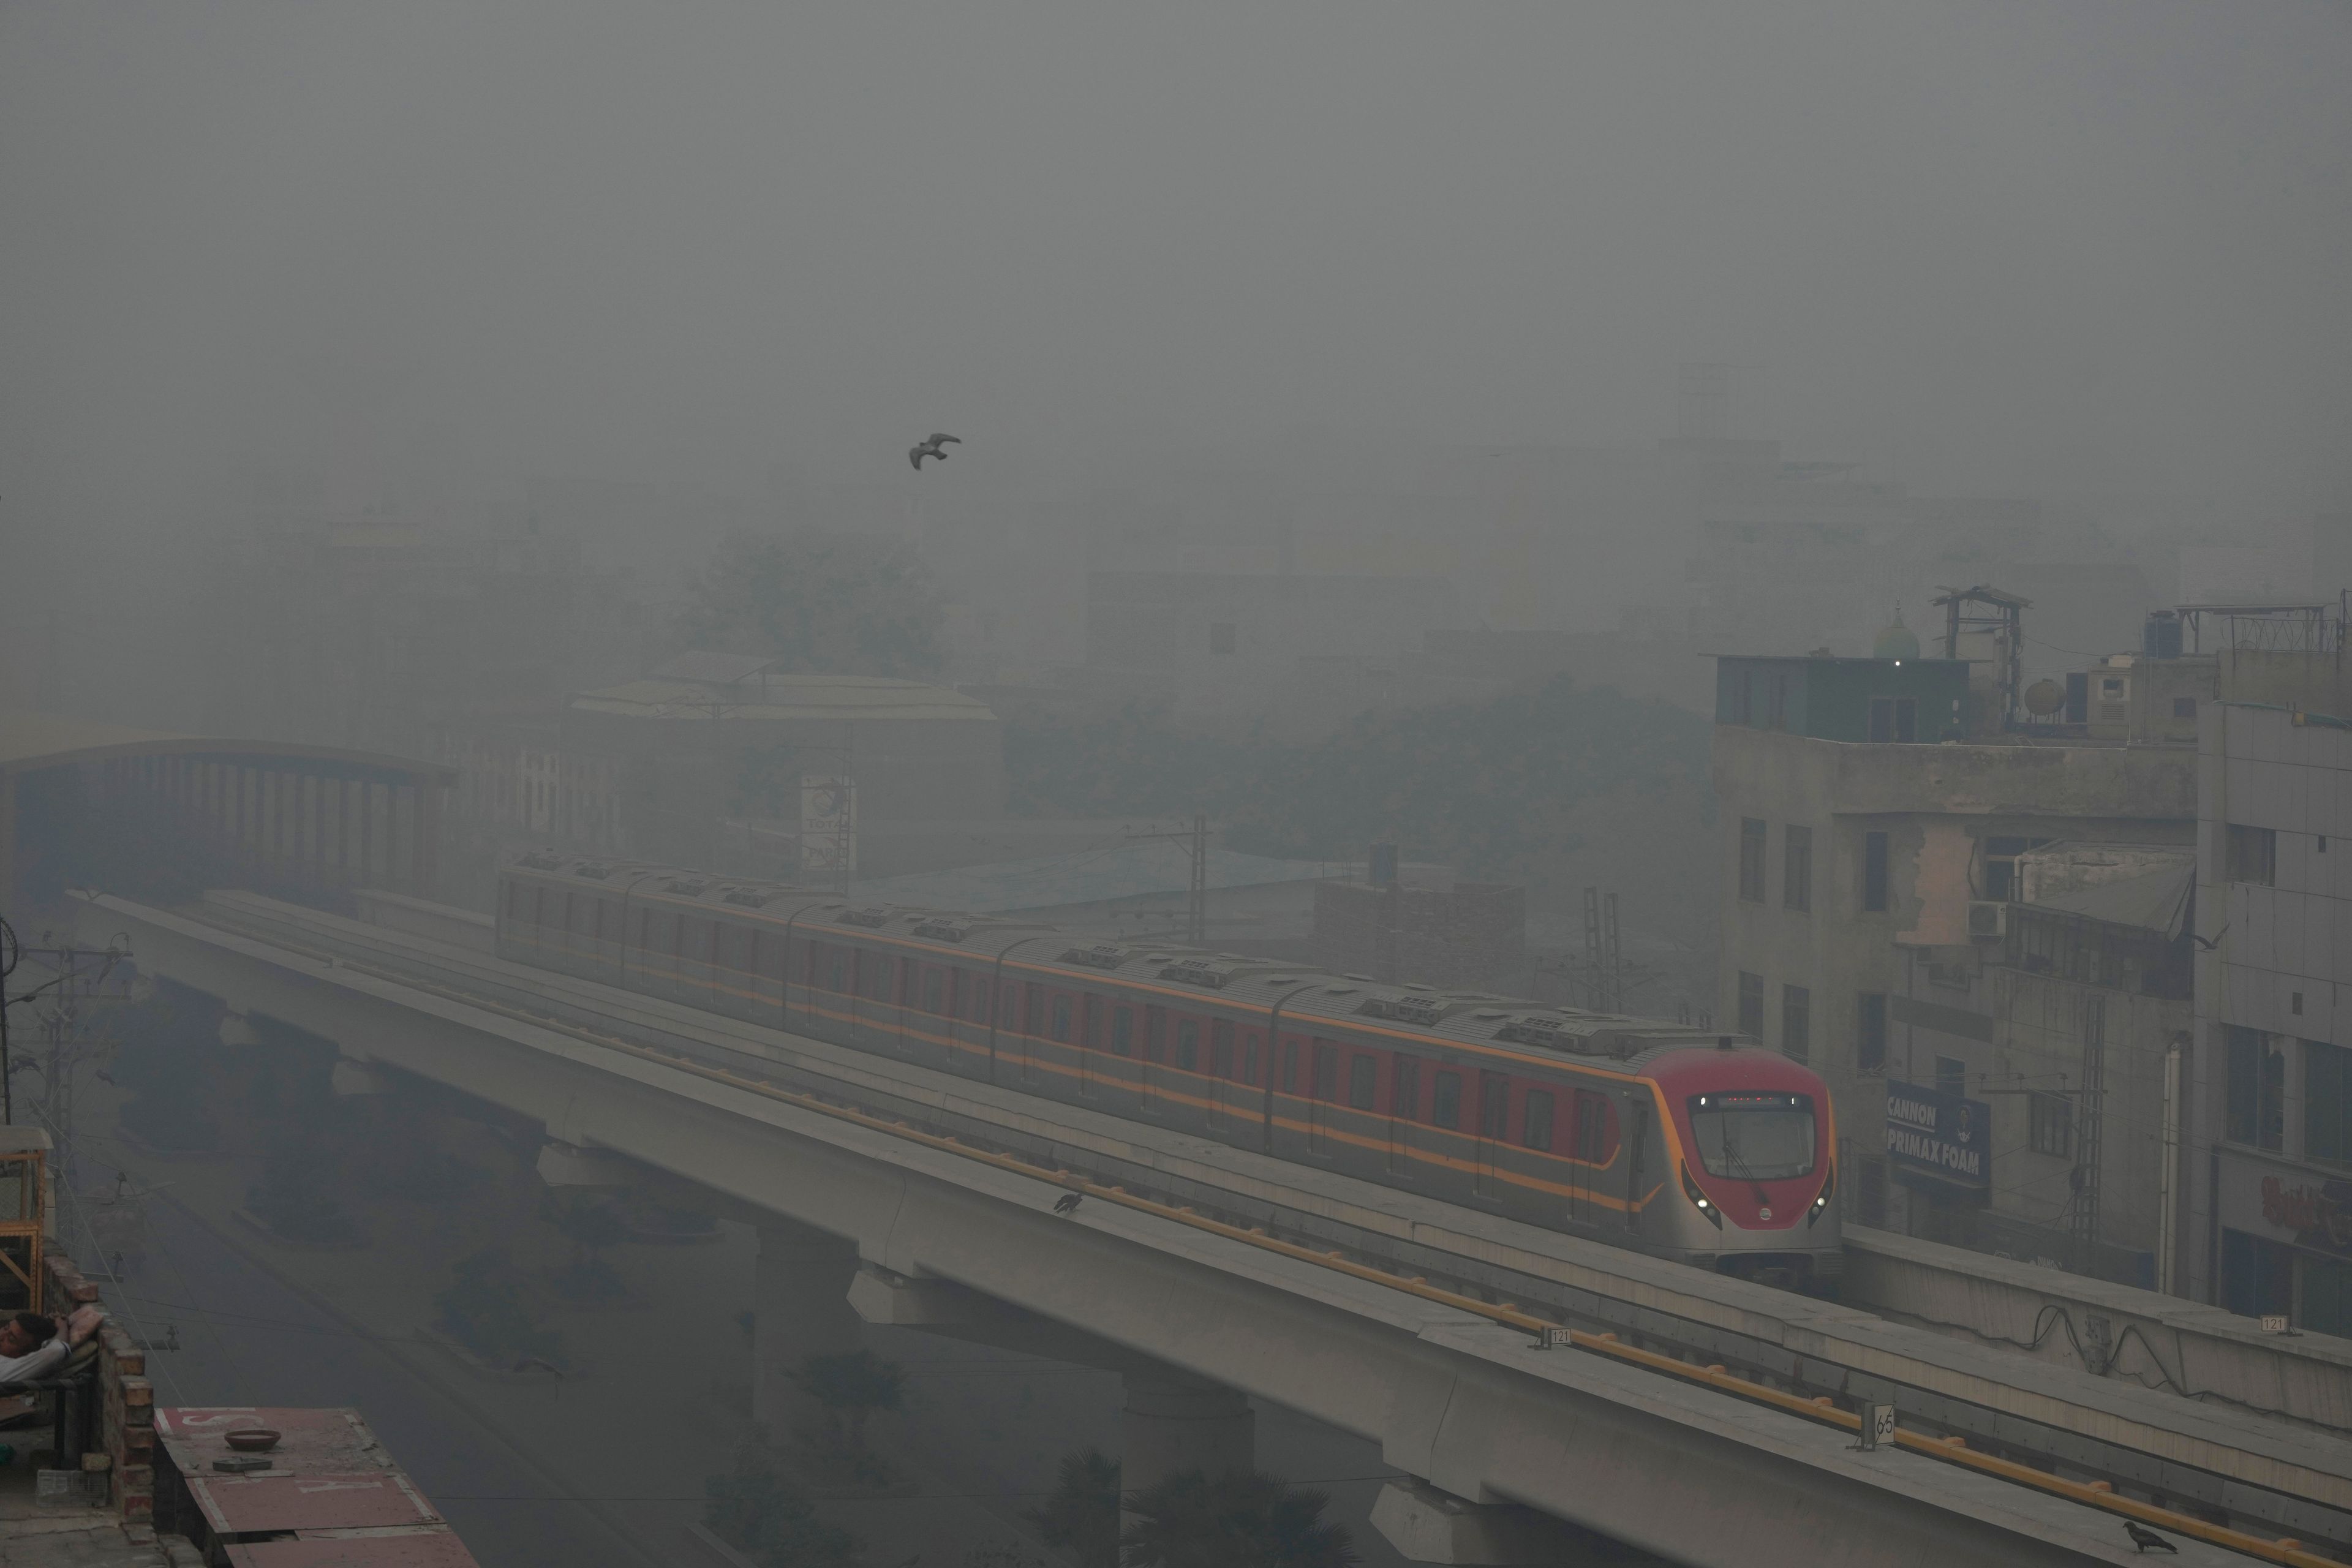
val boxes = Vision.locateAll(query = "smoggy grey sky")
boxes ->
[4,1,2348,541]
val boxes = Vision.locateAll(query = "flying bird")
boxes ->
[1053,1191,1082,1216]
[909,432,962,470]
[2124,1522,2177,1554]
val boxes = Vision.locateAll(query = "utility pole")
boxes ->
[2070,998,2106,1270]
[2,925,134,1197]
[1126,816,1210,946]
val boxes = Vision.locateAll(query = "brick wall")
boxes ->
[42,1248,153,1520]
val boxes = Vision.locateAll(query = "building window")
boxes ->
[2226,825,2277,886]
[1732,668,1754,726]
[2307,1039,2351,1164]
[1765,674,1789,730]
[1209,622,1237,655]
[1736,972,1765,1039]
[2173,696,2197,720]
[1935,1055,1966,1099]
[1862,830,1890,913]
[2221,1228,2294,1321]
[2029,1092,2074,1158]
[1856,992,1888,1074]
[1783,825,1812,913]
[1739,819,1767,902]
[1523,1090,1555,1151]
[1431,1071,1463,1129]
[1349,1055,1377,1110]
[2226,1027,2285,1150]
[1781,984,1811,1063]
[1981,835,2052,902]
[1868,696,1917,744]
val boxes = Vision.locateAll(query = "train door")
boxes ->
[1022,982,1047,1082]
[1389,1057,1420,1176]
[1106,1001,1142,1111]
[1308,1039,1340,1155]
[1077,995,1102,1098]
[1140,1005,1167,1114]
[1569,1088,1615,1231]
[1624,1096,1649,1232]
[1474,1071,1509,1197]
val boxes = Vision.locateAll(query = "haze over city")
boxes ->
[2,5,2350,1567]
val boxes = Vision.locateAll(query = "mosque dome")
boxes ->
[1872,611,1921,662]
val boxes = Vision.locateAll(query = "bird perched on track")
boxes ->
[2124,1521,2177,1553]
[1053,1191,1082,1216]
[909,432,961,470]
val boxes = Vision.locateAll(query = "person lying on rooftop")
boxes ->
[0,1311,68,1385]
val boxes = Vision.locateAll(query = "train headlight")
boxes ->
[1680,1163,1722,1229]
[1807,1161,1836,1227]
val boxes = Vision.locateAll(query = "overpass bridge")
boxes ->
[74,887,2352,1568]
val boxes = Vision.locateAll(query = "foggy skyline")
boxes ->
[4,0,2347,557]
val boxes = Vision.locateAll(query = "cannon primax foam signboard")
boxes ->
[1885,1079,1991,1198]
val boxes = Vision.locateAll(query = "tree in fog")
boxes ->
[678,529,945,679]
[1025,1449,1121,1568]
[796,1349,905,1479]
[705,1430,862,1568]
[1119,1468,1357,1568]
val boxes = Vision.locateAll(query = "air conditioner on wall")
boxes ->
[1967,901,2008,939]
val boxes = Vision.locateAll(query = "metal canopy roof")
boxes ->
[0,709,454,785]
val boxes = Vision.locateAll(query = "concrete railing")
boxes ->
[1845,1224,2352,1434]
[351,887,496,952]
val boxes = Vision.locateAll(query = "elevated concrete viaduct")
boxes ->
[81,890,2336,1568]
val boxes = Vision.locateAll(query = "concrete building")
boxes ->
[2193,701,2352,1335]
[1074,569,1464,722]
[434,654,1006,904]
[1711,647,2199,1264]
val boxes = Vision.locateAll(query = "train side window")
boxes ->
[1281,1039,1300,1093]
[1112,1006,1133,1055]
[1432,1071,1462,1129]
[1025,983,1047,1036]
[998,984,1018,1030]
[1145,1008,1166,1063]
[1523,1090,1555,1151]
[830,949,851,993]
[1311,1041,1340,1101]
[1242,1032,1262,1085]
[1052,995,1073,1042]
[1175,1019,1199,1071]
[923,967,944,1016]
[899,957,918,1006]
[680,918,708,965]
[1348,1055,1377,1110]
[968,976,991,1022]
[1210,1020,1234,1077]
[1392,1058,1420,1120]
[1574,1091,1619,1163]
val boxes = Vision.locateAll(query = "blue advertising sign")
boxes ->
[1885,1080,1991,1194]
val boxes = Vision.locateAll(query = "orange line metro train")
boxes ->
[497,851,1842,1291]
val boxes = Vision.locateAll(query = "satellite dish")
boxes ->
[2024,679,2066,717]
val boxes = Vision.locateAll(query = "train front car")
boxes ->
[1634,1044,1841,1293]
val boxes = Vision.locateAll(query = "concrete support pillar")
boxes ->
[752,1220,863,1430]
[1119,1370,1254,1494]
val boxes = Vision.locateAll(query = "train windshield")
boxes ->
[1687,1093,1815,1181]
